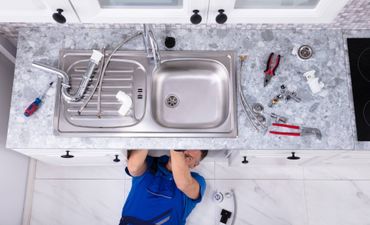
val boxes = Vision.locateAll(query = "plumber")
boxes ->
[119,149,208,225]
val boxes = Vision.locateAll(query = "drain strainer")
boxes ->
[165,95,179,108]
[297,45,313,60]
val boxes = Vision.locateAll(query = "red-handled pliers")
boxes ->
[264,52,281,87]
[269,123,322,140]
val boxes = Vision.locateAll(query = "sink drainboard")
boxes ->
[58,50,147,128]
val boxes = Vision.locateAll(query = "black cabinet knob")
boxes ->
[242,156,249,164]
[53,9,66,24]
[287,152,300,160]
[215,9,227,24]
[113,154,121,163]
[61,150,74,158]
[190,10,202,24]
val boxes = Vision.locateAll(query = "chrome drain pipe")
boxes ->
[32,31,144,103]
[32,50,103,102]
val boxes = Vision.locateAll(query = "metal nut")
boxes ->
[252,103,264,114]
[256,114,266,123]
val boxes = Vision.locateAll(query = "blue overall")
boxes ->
[120,156,206,225]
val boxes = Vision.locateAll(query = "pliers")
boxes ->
[269,123,322,140]
[264,52,281,87]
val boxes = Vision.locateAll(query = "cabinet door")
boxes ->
[0,0,79,23]
[208,0,349,24]
[28,149,126,166]
[230,150,340,167]
[70,0,209,23]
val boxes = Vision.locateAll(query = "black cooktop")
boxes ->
[347,38,370,141]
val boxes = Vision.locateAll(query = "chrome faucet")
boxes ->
[142,24,161,68]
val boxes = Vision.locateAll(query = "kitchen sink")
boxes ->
[54,50,237,137]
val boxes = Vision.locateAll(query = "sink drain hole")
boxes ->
[165,95,179,108]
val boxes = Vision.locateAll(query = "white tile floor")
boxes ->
[29,159,370,225]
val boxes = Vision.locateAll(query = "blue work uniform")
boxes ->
[120,155,206,225]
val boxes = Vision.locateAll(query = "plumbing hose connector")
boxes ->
[90,50,104,64]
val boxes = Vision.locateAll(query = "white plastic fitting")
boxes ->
[303,70,325,94]
[116,91,133,116]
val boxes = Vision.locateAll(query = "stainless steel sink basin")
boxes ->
[152,59,229,129]
[55,50,237,137]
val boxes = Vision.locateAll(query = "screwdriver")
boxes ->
[24,82,54,117]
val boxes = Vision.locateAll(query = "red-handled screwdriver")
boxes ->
[24,82,54,117]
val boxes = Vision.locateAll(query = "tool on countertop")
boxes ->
[268,84,301,107]
[270,113,288,123]
[264,52,281,87]
[251,103,289,124]
[24,82,54,117]
[269,123,322,140]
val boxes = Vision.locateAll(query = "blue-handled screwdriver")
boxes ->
[24,82,54,117]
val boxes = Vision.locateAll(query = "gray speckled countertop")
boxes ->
[6,26,367,150]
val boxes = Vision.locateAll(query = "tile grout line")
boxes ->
[213,160,216,180]
[303,179,310,225]
[21,159,37,225]
[36,178,127,181]
[34,177,370,181]
[302,166,310,225]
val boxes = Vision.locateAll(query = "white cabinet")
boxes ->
[17,149,127,166]
[71,0,349,24]
[0,0,79,23]
[229,150,341,167]
[69,0,209,23]
[229,150,370,167]
[20,149,230,166]
[208,0,350,24]
[0,0,349,24]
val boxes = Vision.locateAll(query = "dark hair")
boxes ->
[200,150,208,160]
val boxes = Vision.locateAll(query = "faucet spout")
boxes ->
[143,24,161,68]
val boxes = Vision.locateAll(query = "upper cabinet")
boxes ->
[0,0,350,24]
[69,0,209,24]
[0,0,79,23]
[208,0,350,24]
[73,0,349,24]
